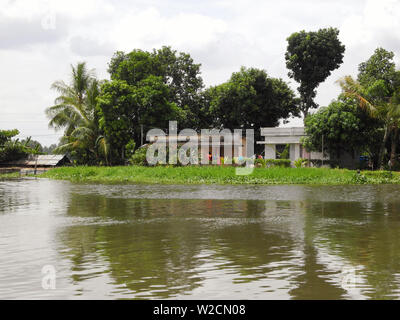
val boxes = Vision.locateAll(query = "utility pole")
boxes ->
[141,124,144,146]
[34,156,38,175]
[321,134,324,166]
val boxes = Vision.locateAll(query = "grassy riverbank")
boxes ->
[39,165,400,185]
[0,172,20,179]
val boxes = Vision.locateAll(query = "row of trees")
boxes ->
[0,128,63,163]
[46,28,346,165]
[43,27,400,169]
[47,45,311,164]
[0,129,42,162]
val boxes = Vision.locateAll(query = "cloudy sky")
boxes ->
[1,0,400,146]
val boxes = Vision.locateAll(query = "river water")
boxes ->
[1,178,400,299]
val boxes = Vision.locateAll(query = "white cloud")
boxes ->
[69,36,114,57]
[109,7,228,52]
[0,12,66,49]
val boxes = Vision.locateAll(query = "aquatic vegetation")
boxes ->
[40,166,400,185]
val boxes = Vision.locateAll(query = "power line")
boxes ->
[2,113,47,115]
[17,134,64,137]
[0,121,47,123]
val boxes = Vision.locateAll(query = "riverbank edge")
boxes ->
[32,166,400,185]
[0,172,20,179]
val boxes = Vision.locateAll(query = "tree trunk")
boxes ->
[302,109,308,123]
[390,126,399,168]
[378,125,390,170]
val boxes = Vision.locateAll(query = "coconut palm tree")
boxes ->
[389,90,400,167]
[46,62,109,164]
[337,76,400,169]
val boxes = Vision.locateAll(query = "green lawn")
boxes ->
[39,165,400,185]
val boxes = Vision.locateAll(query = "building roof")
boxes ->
[0,154,70,167]
[257,127,305,144]
[260,127,305,136]
[147,133,245,146]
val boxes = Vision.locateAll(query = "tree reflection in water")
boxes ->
[56,186,400,299]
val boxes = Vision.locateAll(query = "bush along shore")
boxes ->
[38,166,400,185]
[0,172,20,179]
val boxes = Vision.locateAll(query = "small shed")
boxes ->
[0,154,71,168]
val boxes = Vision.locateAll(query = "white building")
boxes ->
[257,127,328,166]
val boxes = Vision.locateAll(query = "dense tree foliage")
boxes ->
[42,143,59,154]
[285,27,345,119]
[97,77,181,164]
[206,67,299,151]
[0,129,40,162]
[0,129,19,146]
[338,48,400,168]
[102,51,300,161]
[207,67,299,129]
[20,138,43,153]
[358,48,399,88]
[303,97,382,165]
[97,46,207,164]
[107,46,204,128]
[154,47,205,128]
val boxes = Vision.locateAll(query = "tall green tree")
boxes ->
[107,46,204,129]
[97,77,182,164]
[358,48,398,87]
[207,67,299,150]
[153,46,205,128]
[108,50,159,85]
[46,62,108,164]
[358,48,400,167]
[285,27,345,119]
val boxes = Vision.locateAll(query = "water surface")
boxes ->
[1,179,400,299]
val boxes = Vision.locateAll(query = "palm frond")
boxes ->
[70,126,93,139]
[336,76,378,117]
[96,135,109,165]
[53,142,75,154]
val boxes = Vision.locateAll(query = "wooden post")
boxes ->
[34,156,38,175]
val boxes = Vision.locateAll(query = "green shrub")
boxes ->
[309,159,338,168]
[265,159,291,168]
[129,145,198,166]
[352,172,367,184]
[363,170,393,180]
[294,158,308,168]
[125,140,136,158]
[129,146,148,166]
[255,158,266,168]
